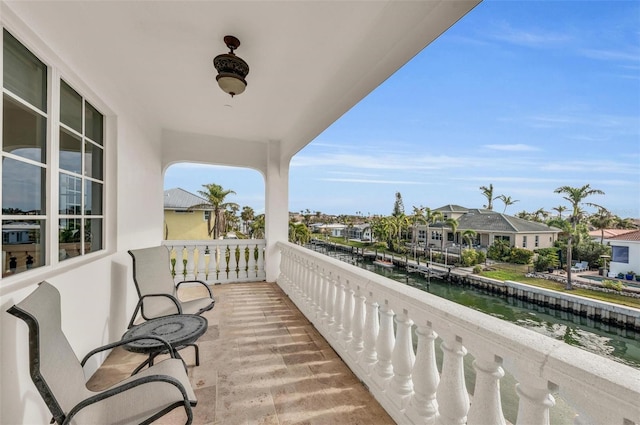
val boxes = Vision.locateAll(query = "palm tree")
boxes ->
[241,206,255,236]
[552,205,567,219]
[462,229,477,248]
[251,214,265,238]
[497,195,519,213]
[424,208,443,253]
[554,184,605,289]
[410,206,426,257]
[440,217,459,253]
[196,183,239,239]
[479,184,496,210]
[590,207,615,244]
[289,222,311,245]
[533,208,549,223]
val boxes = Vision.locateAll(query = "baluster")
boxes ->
[196,245,207,281]
[234,244,241,278]
[515,380,555,425]
[309,263,319,313]
[184,245,196,280]
[316,266,326,318]
[341,279,355,349]
[361,292,379,372]
[436,336,470,425]
[389,308,415,409]
[243,245,250,278]
[467,355,506,425]
[406,323,439,425]
[324,271,336,328]
[332,276,345,340]
[208,246,218,281]
[349,285,366,358]
[373,301,395,390]
[175,247,185,282]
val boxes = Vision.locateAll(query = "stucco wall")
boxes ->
[0,6,164,423]
[164,210,210,240]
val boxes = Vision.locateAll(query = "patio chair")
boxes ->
[571,261,588,273]
[6,281,197,425]
[128,246,214,328]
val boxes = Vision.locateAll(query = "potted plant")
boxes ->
[617,272,625,279]
[625,271,635,281]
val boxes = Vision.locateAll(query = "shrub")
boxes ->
[533,254,551,272]
[460,249,479,267]
[509,247,534,265]
[602,279,623,291]
[472,265,483,274]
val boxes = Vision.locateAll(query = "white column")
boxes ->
[196,244,207,281]
[467,355,506,425]
[333,276,345,340]
[406,323,439,425]
[175,247,185,283]
[341,279,355,349]
[373,301,395,390]
[361,293,379,372]
[389,308,415,409]
[436,336,469,425]
[316,265,326,317]
[265,140,289,282]
[349,285,366,358]
[324,271,336,328]
[515,381,555,425]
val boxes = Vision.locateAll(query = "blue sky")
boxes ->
[165,0,640,219]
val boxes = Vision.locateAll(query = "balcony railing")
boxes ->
[162,239,266,284]
[276,241,640,425]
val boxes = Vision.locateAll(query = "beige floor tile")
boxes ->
[87,282,394,424]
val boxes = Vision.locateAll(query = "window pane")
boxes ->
[59,218,81,261]
[2,219,45,277]
[3,30,47,111]
[2,157,45,214]
[611,246,629,264]
[2,95,46,163]
[59,127,82,174]
[85,180,102,215]
[85,218,102,253]
[60,80,82,132]
[85,102,103,145]
[84,141,103,179]
[59,173,82,215]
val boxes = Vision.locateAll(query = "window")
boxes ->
[522,236,527,248]
[204,211,211,221]
[611,246,629,264]
[2,29,105,276]
[535,235,539,247]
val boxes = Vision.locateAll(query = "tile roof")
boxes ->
[164,188,211,210]
[588,229,636,239]
[607,229,640,241]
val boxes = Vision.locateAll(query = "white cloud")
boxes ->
[483,144,538,152]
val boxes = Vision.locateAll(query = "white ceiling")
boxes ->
[5,1,480,160]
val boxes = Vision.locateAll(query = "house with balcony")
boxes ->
[1,2,638,425]
[163,188,213,241]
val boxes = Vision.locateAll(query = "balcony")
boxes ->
[91,240,639,425]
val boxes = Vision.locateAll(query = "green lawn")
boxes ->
[480,269,640,309]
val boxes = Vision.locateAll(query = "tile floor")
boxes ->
[87,282,394,425]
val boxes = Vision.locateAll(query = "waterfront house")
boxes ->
[605,229,640,278]
[416,207,561,251]
[1,2,638,425]
[164,188,213,241]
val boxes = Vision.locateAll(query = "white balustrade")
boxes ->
[341,280,355,349]
[406,323,439,425]
[275,241,640,425]
[162,240,266,284]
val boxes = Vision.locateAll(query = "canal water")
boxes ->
[319,249,639,424]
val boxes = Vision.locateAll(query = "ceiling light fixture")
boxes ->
[213,35,249,97]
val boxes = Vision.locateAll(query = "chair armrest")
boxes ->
[80,335,177,367]
[176,280,214,298]
[128,294,183,328]
[62,373,193,425]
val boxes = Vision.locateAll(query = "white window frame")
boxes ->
[1,21,112,282]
